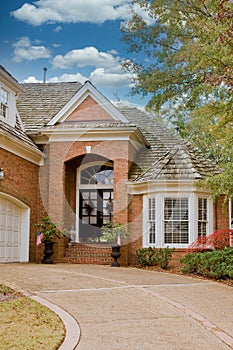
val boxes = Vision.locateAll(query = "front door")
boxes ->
[79,189,113,242]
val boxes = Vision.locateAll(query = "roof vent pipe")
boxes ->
[43,67,47,83]
[174,126,180,136]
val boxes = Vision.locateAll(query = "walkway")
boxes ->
[0,264,232,350]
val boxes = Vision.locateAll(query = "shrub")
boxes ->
[136,247,158,266]
[181,248,233,279]
[188,228,233,253]
[136,247,174,269]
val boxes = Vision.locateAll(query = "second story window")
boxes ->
[0,88,8,118]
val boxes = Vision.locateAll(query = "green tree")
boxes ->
[122,0,233,197]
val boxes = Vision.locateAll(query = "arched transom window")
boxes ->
[80,164,114,185]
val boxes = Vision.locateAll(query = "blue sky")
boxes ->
[0,0,153,107]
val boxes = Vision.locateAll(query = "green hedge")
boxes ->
[136,247,174,269]
[181,248,233,279]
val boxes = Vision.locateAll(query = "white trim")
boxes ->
[76,169,80,243]
[229,199,232,228]
[48,81,128,125]
[38,126,138,141]
[0,133,43,165]
[143,191,214,249]
[0,67,22,94]
[189,193,196,245]
[0,192,30,262]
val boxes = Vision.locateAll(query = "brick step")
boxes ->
[62,242,113,265]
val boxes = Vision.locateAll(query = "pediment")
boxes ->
[47,81,128,125]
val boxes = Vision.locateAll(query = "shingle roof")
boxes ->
[17,82,82,132]
[119,108,219,181]
[16,82,219,181]
[0,117,40,153]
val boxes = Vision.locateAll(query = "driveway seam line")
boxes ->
[136,286,233,349]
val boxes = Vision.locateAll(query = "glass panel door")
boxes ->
[79,189,113,243]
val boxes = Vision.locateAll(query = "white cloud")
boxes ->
[90,68,133,88]
[23,76,43,83]
[13,36,51,62]
[48,72,87,83]
[112,99,145,111]
[54,25,62,32]
[23,72,87,84]
[51,46,134,88]
[11,0,154,26]
[52,46,120,70]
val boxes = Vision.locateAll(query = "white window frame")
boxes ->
[197,197,208,237]
[163,196,189,245]
[143,192,213,248]
[0,87,8,118]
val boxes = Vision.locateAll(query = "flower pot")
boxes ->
[111,244,121,267]
[41,241,54,264]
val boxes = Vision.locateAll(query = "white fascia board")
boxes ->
[130,129,149,149]
[126,179,203,195]
[38,126,138,142]
[47,81,128,125]
[0,133,43,165]
[0,68,23,95]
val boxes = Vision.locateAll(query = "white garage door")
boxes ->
[0,197,21,262]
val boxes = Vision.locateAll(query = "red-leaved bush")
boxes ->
[188,228,233,252]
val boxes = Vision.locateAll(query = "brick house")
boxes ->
[0,66,230,264]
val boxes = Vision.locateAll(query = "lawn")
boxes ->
[0,284,65,350]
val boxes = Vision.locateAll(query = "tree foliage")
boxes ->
[122,0,233,197]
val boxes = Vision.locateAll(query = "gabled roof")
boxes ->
[16,81,219,181]
[17,81,128,133]
[16,82,82,132]
[48,81,128,125]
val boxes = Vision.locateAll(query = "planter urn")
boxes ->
[111,244,121,267]
[42,241,54,264]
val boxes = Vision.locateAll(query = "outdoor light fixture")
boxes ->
[0,168,4,180]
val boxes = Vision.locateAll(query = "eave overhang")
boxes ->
[126,179,210,195]
[29,125,149,149]
[0,131,43,165]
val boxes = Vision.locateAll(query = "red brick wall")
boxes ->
[42,139,133,261]
[214,196,229,230]
[0,148,45,262]
[66,96,114,122]
[128,194,143,264]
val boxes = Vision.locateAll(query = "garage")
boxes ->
[0,195,29,263]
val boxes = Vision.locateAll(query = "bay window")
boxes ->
[145,193,212,248]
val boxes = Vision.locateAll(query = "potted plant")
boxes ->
[100,222,128,267]
[35,216,61,264]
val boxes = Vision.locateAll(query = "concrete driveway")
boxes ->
[0,263,232,350]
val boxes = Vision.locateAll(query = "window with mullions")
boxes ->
[80,164,114,185]
[0,88,8,118]
[148,198,156,244]
[164,197,189,244]
[198,198,207,236]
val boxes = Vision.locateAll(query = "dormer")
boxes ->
[0,66,23,127]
